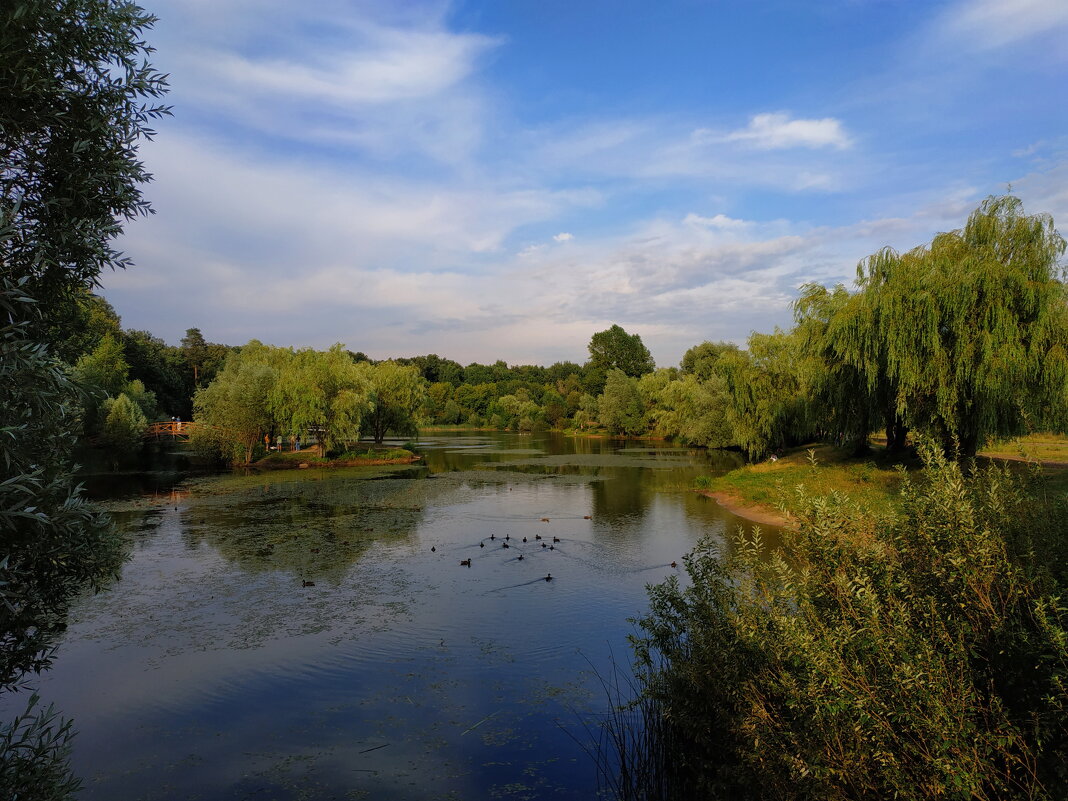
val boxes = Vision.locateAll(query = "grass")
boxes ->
[254,446,417,468]
[704,443,909,522]
[704,433,1068,525]
[979,432,1068,464]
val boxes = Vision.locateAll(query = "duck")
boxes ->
[502,542,510,549]
[549,545,555,550]
[541,542,547,548]
[517,554,524,561]
[553,537,560,543]
[535,534,542,540]
[431,546,436,552]
[505,534,510,540]
[583,515,591,520]
[671,561,678,568]
[490,533,496,540]
[479,542,485,548]
[522,537,527,543]
[460,558,471,566]
[540,517,550,523]
[544,573,553,582]
[302,580,315,588]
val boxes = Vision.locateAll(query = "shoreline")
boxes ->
[696,489,791,528]
[251,455,422,470]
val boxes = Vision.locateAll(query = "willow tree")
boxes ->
[356,360,427,444]
[718,328,819,460]
[193,344,278,465]
[270,345,371,456]
[828,196,1067,458]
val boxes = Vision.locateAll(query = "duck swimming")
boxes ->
[460,558,471,567]
[544,573,553,582]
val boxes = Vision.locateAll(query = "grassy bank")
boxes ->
[699,443,908,525]
[700,433,1068,526]
[251,447,419,470]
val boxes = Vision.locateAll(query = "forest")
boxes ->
[63,194,1068,468]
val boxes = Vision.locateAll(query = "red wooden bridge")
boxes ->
[144,421,199,440]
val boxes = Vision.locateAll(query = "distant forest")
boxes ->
[66,195,1067,465]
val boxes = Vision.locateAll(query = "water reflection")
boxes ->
[6,432,758,800]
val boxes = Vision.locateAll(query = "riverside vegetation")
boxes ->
[3,0,1068,798]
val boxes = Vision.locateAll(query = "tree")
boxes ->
[587,324,655,379]
[270,345,372,456]
[1,0,169,328]
[799,195,1068,458]
[597,369,646,435]
[193,346,278,465]
[0,280,123,794]
[680,341,740,381]
[718,329,817,460]
[100,392,147,455]
[357,361,427,444]
[180,328,209,388]
[1,2,167,790]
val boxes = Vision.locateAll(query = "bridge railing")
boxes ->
[144,421,197,439]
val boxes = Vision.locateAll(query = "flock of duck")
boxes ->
[430,515,598,582]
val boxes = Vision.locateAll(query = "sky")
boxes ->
[103,0,1068,368]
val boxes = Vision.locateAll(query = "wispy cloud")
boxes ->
[936,0,1068,52]
[722,113,853,150]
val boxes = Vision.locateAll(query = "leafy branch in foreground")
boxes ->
[622,441,1067,800]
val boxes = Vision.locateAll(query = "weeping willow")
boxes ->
[797,195,1067,457]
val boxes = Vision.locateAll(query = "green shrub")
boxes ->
[625,441,1068,800]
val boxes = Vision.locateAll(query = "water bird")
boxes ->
[541,542,547,548]
[460,558,471,567]
[544,573,553,582]
[540,518,550,522]
[505,534,510,540]
[522,537,527,543]
[549,545,554,550]
[584,515,591,520]
[302,580,315,588]
[502,542,510,549]
[490,533,496,540]
[517,554,524,561]
[553,537,560,543]
[431,546,436,552]
[671,561,678,568]
[480,542,485,548]
[535,534,542,540]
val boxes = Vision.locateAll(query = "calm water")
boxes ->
[8,432,759,800]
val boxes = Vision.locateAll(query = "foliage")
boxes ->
[797,195,1068,458]
[718,328,817,460]
[357,360,427,444]
[270,345,372,456]
[0,695,80,800]
[71,332,129,400]
[627,442,1068,800]
[0,280,124,794]
[598,369,647,435]
[193,345,278,464]
[646,372,734,448]
[100,392,147,454]
[0,0,169,319]
[588,325,656,382]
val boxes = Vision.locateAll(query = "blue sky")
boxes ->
[105,0,1068,367]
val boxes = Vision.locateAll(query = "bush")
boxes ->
[622,442,1068,800]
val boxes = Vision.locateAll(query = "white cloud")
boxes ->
[723,113,853,150]
[682,213,749,230]
[553,232,574,242]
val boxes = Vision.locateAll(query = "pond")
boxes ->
[8,432,762,800]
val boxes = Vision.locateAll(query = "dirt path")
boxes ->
[696,490,791,528]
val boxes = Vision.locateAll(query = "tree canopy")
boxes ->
[587,324,655,379]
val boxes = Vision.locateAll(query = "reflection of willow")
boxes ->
[180,478,432,582]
